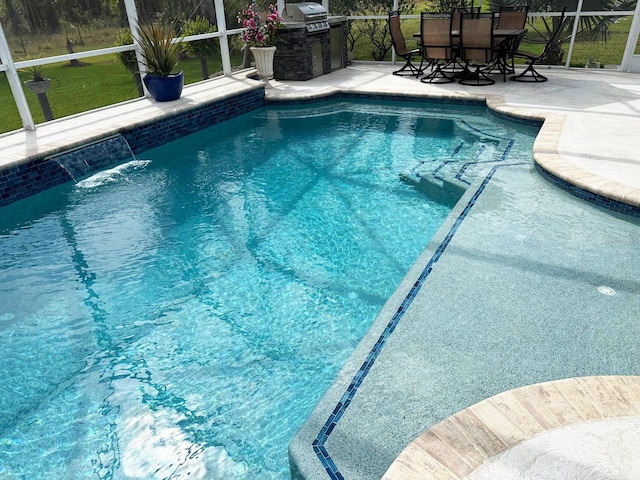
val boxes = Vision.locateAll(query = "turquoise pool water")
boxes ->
[0,99,538,479]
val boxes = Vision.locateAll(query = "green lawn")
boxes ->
[0,50,243,134]
[351,14,633,67]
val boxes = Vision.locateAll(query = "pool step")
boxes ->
[400,171,466,206]
[382,375,640,480]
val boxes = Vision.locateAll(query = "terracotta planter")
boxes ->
[250,46,277,85]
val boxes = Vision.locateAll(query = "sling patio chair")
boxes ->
[389,10,425,77]
[458,12,501,85]
[496,5,529,30]
[446,6,481,76]
[493,5,528,74]
[510,7,567,82]
[420,12,456,84]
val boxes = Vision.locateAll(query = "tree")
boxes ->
[182,16,218,80]
[3,0,22,32]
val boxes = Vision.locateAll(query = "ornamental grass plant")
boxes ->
[136,20,183,76]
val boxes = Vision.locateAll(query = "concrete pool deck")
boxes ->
[2,64,640,479]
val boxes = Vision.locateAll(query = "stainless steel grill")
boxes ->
[283,2,330,33]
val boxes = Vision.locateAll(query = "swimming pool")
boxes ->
[0,98,539,479]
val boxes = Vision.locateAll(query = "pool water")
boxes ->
[0,99,538,479]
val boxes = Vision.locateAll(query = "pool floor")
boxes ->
[290,162,640,480]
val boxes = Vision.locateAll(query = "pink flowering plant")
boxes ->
[238,1,284,47]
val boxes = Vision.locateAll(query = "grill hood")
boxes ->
[284,2,328,22]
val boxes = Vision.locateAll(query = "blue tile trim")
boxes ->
[122,88,265,155]
[534,162,640,218]
[0,88,265,208]
[267,92,486,108]
[312,162,529,479]
[455,139,515,185]
[0,157,72,207]
[267,92,544,129]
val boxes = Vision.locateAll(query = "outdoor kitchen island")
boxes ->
[274,2,347,81]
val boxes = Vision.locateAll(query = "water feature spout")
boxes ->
[47,134,136,183]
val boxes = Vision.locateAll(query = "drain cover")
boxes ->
[597,286,616,296]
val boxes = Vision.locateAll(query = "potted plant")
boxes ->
[237,1,284,85]
[23,64,50,93]
[136,20,184,102]
[22,63,54,121]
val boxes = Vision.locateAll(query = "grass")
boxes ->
[351,14,634,67]
[0,48,244,134]
[6,25,125,59]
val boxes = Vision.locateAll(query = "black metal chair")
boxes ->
[492,6,529,76]
[420,13,456,84]
[445,7,479,77]
[389,11,424,77]
[458,12,500,85]
[510,7,567,82]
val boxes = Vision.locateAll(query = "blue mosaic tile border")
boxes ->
[266,91,487,108]
[0,157,72,206]
[122,88,264,155]
[0,88,265,208]
[535,162,640,218]
[267,92,544,129]
[312,162,528,480]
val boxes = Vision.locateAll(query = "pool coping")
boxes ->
[383,376,640,479]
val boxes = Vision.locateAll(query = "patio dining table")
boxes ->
[413,28,528,82]
[413,28,527,45]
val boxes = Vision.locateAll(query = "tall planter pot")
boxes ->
[24,79,54,121]
[250,46,277,86]
[143,71,184,102]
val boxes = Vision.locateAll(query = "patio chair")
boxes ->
[492,6,528,76]
[495,5,528,30]
[458,12,501,85]
[389,11,424,76]
[451,6,480,36]
[444,7,480,77]
[420,13,456,84]
[510,7,567,82]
